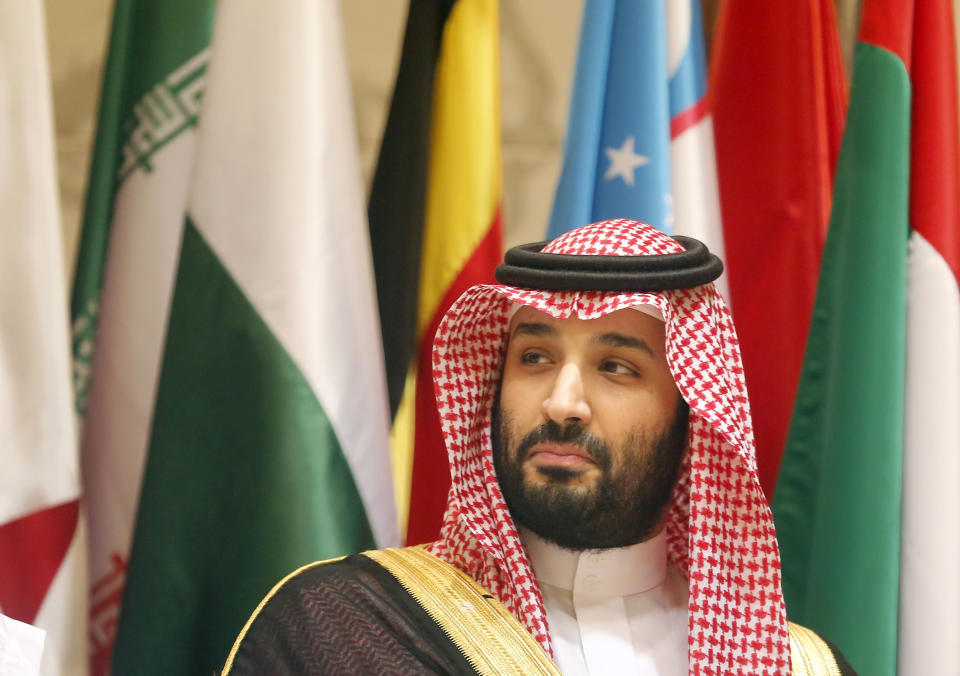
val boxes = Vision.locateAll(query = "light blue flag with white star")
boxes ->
[548,0,722,255]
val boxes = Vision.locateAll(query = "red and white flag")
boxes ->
[0,2,88,674]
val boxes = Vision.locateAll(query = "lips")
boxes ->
[526,442,597,467]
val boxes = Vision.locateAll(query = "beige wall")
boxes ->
[45,0,112,277]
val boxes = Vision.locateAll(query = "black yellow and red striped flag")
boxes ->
[368,0,502,544]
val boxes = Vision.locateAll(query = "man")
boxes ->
[222,219,853,675]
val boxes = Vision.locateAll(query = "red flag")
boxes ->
[710,0,847,497]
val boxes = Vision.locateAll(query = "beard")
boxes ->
[491,394,689,551]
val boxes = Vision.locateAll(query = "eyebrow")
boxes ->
[511,322,655,358]
[511,321,556,338]
[593,332,655,357]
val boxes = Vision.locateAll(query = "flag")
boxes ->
[899,0,960,671]
[547,0,725,288]
[772,1,913,673]
[0,1,87,673]
[368,0,453,420]
[368,0,503,544]
[70,1,214,671]
[710,0,847,497]
[110,0,397,673]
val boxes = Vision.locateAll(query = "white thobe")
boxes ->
[520,528,688,675]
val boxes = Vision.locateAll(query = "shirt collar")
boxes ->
[520,527,668,601]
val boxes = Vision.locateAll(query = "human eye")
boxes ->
[521,350,550,366]
[599,360,639,377]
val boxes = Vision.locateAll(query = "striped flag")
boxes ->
[772,1,913,673]
[0,3,87,673]
[710,0,847,497]
[70,2,213,671]
[368,0,503,544]
[899,0,960,671]
[108,0,397,673]
[547,0,724,290]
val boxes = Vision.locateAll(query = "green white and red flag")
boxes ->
[70,2,213,672]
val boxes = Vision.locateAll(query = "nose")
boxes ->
[542,362,592,425]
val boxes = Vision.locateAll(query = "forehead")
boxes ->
[507,306,667,355]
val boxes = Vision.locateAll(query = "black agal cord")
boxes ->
[494,235,723,291]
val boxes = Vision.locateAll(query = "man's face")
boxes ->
[492,306,689,551]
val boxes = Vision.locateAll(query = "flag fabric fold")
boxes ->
[710,0,847,497]
[899,0,960,672]
[0,2,87,673]
[548,0,724,291]
[772,2,913,674]
[78,1,396,673]
[70,2,214,670]
[368,0,456,420]
[369,0,503,544]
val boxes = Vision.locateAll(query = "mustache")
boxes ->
[516,420,612,468]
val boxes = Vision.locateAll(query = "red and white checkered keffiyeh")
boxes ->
[426,219,790,675]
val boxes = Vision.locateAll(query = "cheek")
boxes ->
[499,369,543,425]
[597,388,678,438]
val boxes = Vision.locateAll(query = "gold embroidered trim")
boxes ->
[220,556,345,674]
[789,621,843,676]
[366,546,561,675]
